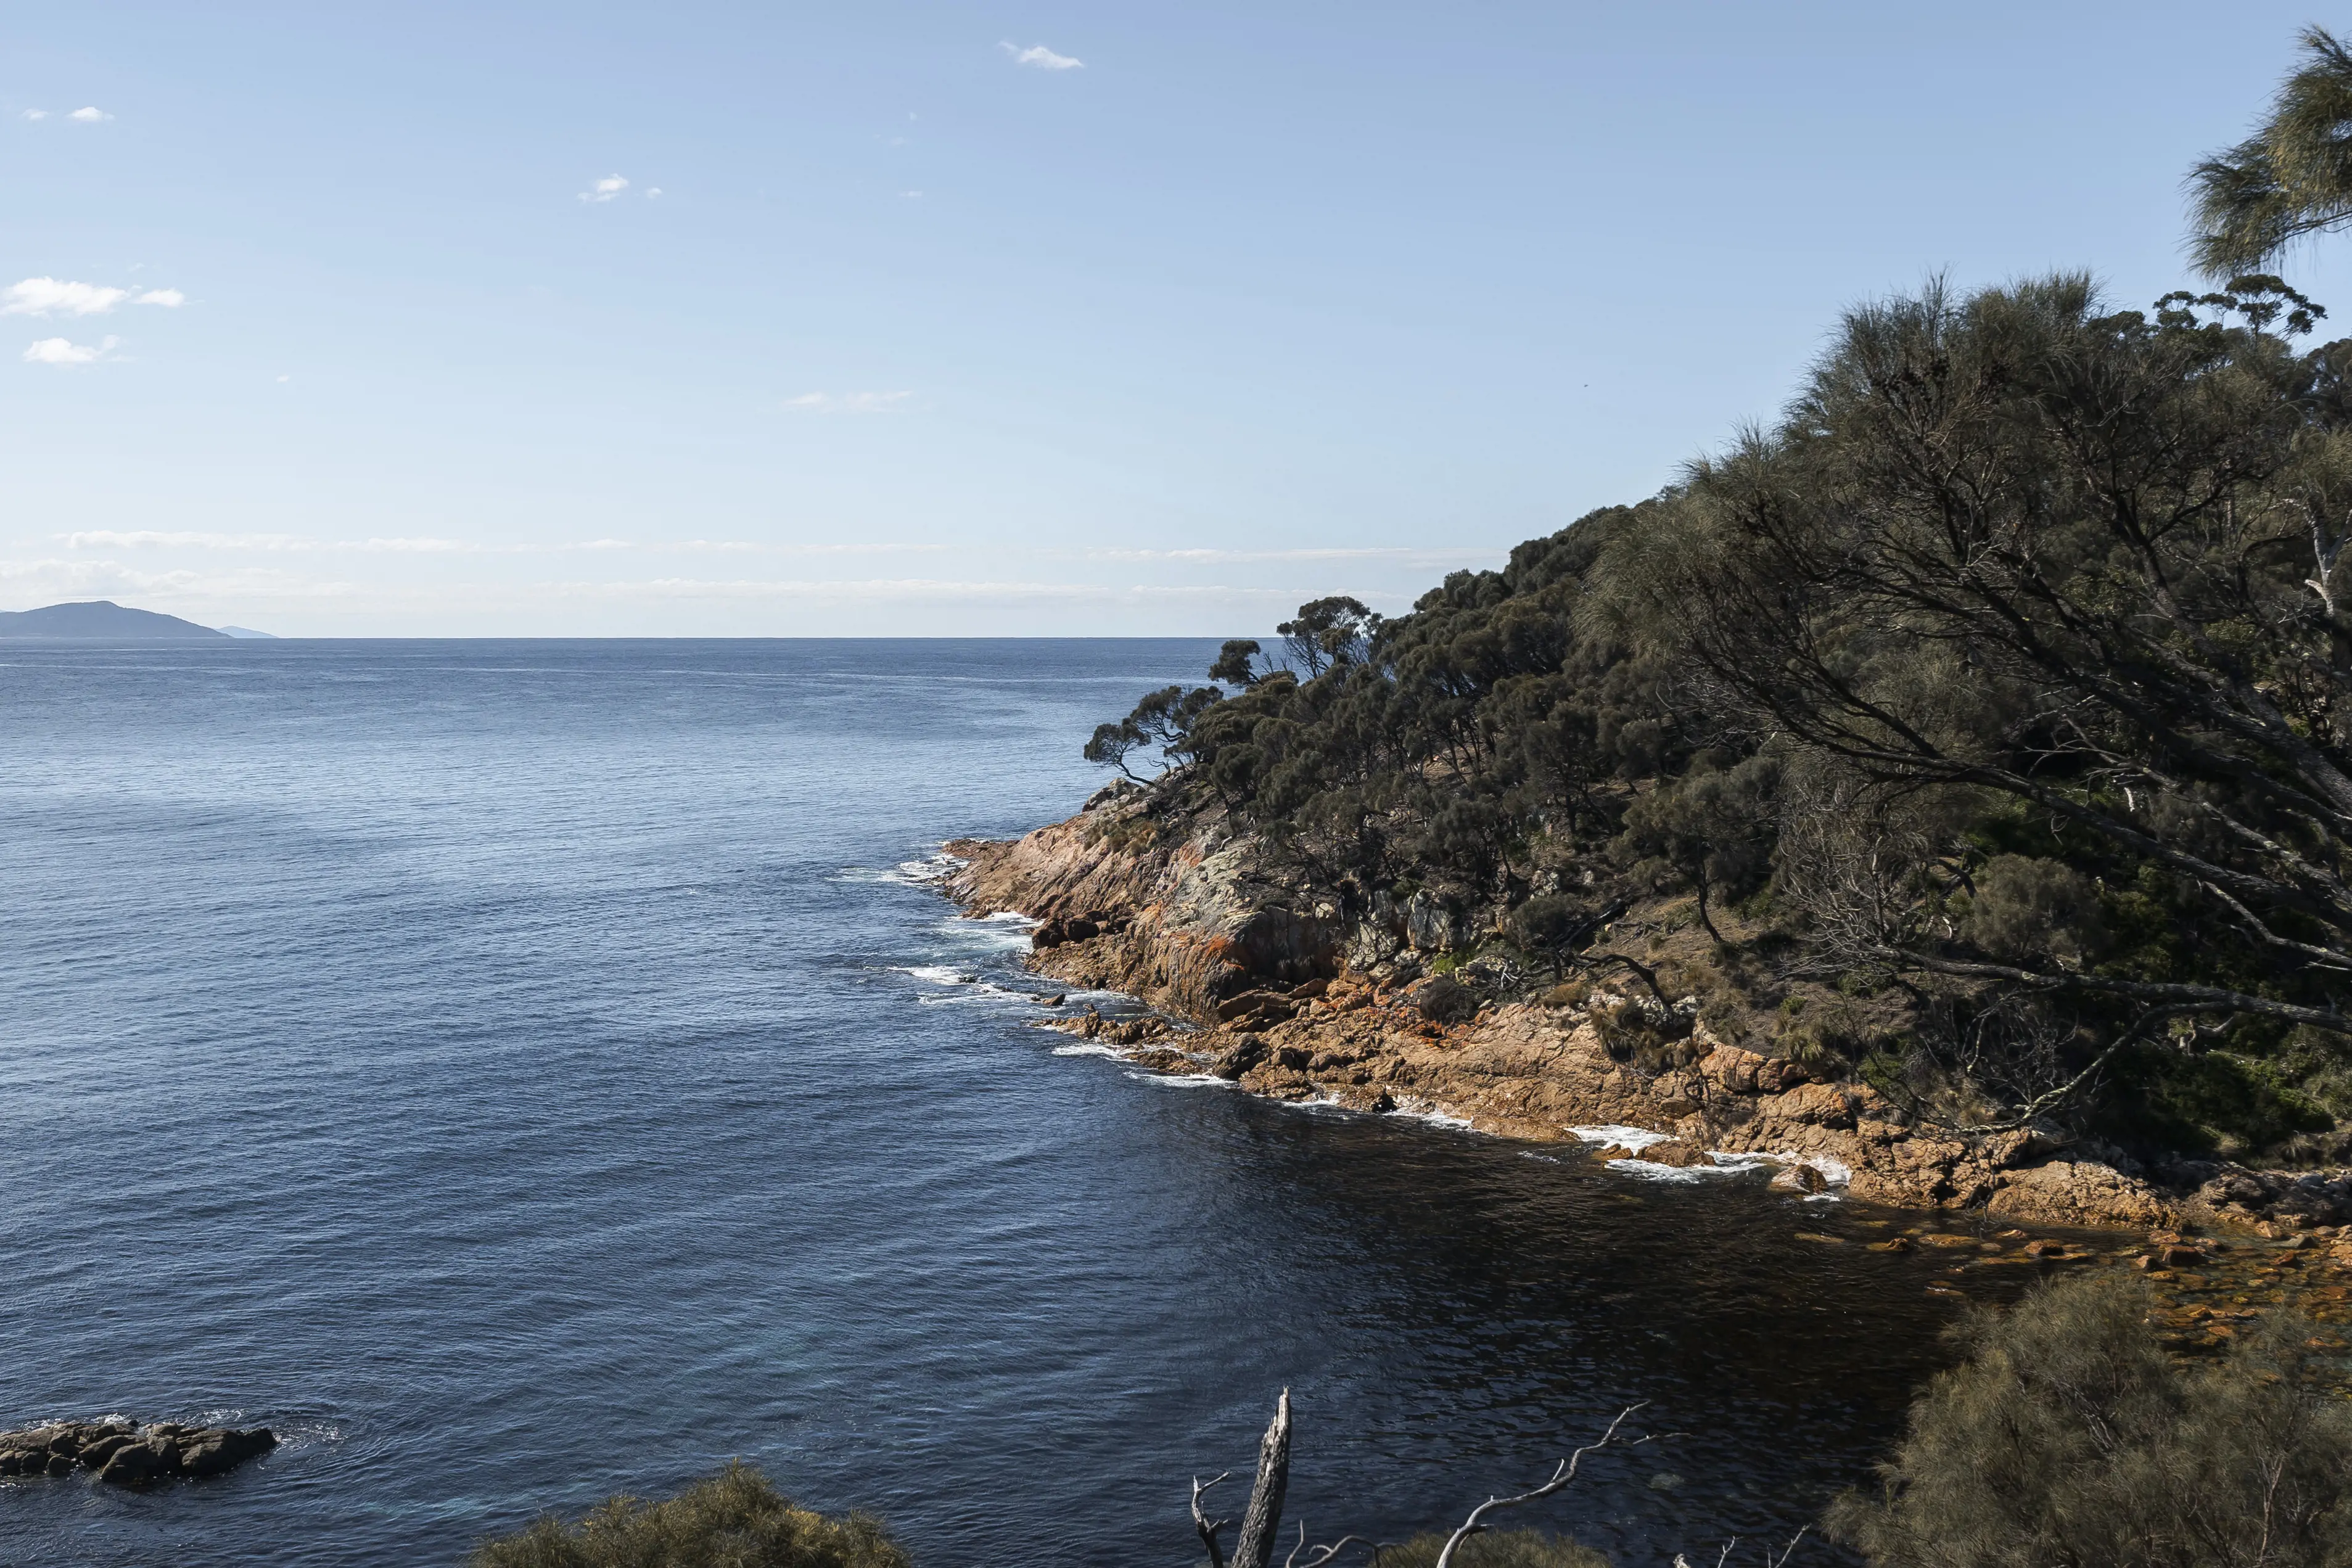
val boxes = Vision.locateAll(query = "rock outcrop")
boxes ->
[947,793,2352,1234]
[0,1419,275,1487]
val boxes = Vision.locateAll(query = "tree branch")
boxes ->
[1430,1405,1650,1568]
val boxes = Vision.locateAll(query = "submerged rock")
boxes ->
[0,1418,274,1487]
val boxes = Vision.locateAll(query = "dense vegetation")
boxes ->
[1082,23,2352,1162]
[1093,265,2352,1158]
[1829,1273,2352,1567]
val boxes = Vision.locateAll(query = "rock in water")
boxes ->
[0,1418,275,1487]
[1769,1163,1829,1194]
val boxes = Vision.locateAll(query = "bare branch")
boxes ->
[1284,1521,1372,1568]
[1431,1404,1650,1568]
[1193,1472,1232,1568]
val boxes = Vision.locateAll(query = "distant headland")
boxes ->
[0,601,267,641]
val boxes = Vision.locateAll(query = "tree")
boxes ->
[2190,27,2352,277]
[1085,684,1223,784]
[1211,638,1269,688]
[1828,1273,2352,1568]
[1277,597,1382,680]
[1592,273,2352,1122]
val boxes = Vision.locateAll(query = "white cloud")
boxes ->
[784,390,913,414]
[67,106,111,122]
[56,530,648,556]
[133,287,184,307]
[21,109,47,121]
[1080,546,1500,564]
[579,173,629,203]
[22,335,115,366]
[4,277,129,316]
[66,530,308,550]
[1000,41,1083,69]
[646,187,662,199]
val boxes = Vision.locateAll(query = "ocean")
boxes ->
[1,639,2009,1566]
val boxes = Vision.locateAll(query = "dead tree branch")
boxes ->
[1193,1472,1233,1568]
[1429,1404,1650,1568]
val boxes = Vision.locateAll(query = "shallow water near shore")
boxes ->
[2,639,2055,1567]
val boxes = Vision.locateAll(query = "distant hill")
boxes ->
[0,601,230,641]
[217,626,279,639]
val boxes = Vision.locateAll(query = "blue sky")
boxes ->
[6,2,2351,636]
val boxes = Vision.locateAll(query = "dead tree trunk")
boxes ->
[1232,1389,1293,1568]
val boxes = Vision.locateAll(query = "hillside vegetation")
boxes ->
[1094,273,2352,1164]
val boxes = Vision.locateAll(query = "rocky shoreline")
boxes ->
[944,790,2352,1239]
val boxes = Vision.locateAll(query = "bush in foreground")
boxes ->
[1370,1529,1608,1567]
[471,1461,908,1568]
[1828,1273,2352,1567]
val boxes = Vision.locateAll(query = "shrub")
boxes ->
[1827,1273,2352,1567]
[471,1462,910,1568]
[1371,1529,1610,1567]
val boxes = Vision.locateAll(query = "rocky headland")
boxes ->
[946,787,2352,1241]
[0,1418,275,1486]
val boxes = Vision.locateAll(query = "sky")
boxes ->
[8,2,2352,637]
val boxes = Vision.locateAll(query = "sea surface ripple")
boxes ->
[2,640,2012,1566]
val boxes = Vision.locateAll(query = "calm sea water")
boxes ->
[2,640,2016,1567]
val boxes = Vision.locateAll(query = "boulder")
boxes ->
[1215,989,1297,1025]
[1987,1159,2173,1229]
[177,1427,276,1479]
[1400,975,1479,1025]
[1632,1139,1712,1168]
[96,1440,170,1487]
[1404,890,1459,951]
[1211,1036,1270,1081]
[1769,1163,1829,1195]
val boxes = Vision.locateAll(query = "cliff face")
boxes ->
[947,794,2352,1235]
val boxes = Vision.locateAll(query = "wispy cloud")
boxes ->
[4,278,126,316]
[20,109,47,121]
[1000,41,1083,70]
[2,277,186,316]
[578,173,630,203]
[0,556,354,602]
[784,390,913,414]
[23,335,115,366]
[67,106,111,122]
[1077,546,1505,565]
[59,531,647,556]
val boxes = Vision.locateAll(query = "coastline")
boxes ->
[941,791,2352,1241]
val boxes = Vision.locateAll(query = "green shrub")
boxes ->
[472,1462,909,1568]
[1828,1273,2352,1567]
[1371,1529,1609,1567]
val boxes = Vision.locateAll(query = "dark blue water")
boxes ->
[2,641,2008,1567]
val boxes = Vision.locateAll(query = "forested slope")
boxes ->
[1093,274,2352,1165]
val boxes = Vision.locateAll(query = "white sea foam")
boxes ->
[840,852,966,887]
[1051,1041,1131,1059]
[1390,1098,1475,1131]
[900,964,978,985]
[1130,1070,1234,1089]
[1565,1124,1676,1151]
[1604,1156,1737,1184]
